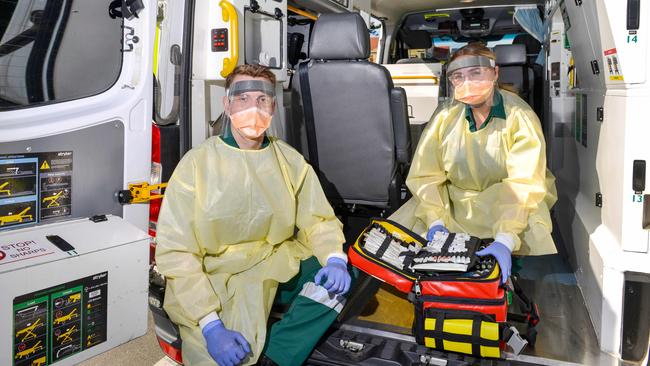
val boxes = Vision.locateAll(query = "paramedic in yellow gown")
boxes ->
[155,64,351,366]
[391,43,557,283]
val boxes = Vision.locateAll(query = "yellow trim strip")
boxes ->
[288,5,318,21]
[220,0,239,78]
[153,23,161,77]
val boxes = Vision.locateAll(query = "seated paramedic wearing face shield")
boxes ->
[155,64,352,366]
[391,43,557,284]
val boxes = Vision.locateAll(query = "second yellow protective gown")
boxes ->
[155,136,345,365]
[391,89,557,255]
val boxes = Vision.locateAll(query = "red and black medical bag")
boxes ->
[348,218,539,358]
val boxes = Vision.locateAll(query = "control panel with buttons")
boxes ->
[211,28,228,52]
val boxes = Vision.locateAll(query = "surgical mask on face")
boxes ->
[453,79,495,106]
[229,106,273,139]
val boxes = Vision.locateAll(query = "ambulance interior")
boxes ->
[2,0,647,364]
[146,0,650,364]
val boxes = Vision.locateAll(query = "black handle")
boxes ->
[633,160,646,193]
[46,235,75,252]
[627,0,641,30]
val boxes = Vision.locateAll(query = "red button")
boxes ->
[221,34,225,39]
[213,35,217,39]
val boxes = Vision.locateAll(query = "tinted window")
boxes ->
[0,0,123,110]
[432,33,520,53]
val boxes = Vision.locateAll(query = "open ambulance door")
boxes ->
[0,1,154,365]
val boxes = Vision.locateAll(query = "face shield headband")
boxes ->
[446,55,496,75]
[227,79,276,98]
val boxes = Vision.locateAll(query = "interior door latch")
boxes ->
[118,182,167,204]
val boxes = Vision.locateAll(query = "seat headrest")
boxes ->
[400,29,432,49]
[494,44,527,66]
[513,34,541,54]
[310,13,370,60]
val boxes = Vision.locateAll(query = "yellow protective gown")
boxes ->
[155,136,345,365]
[391,89,557,255]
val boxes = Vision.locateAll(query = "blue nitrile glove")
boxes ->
[202,320,251,366]
[476,241,512,284]
[314,257,352,295]
[426,224,449,242]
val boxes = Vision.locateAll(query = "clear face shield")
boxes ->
[445,55,498,109]
[224,79,277,139]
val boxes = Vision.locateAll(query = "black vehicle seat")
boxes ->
[512,34,544,119]
[513,33,542,65]
[291,13,411,212]
[494,44,535,107]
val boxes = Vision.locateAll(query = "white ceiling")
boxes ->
[370,0,543,23]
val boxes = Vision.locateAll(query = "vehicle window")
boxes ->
[369,16,384,63]
[0,0,123,110]
[432,33,520,53]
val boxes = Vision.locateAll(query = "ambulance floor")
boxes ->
[342,253,626,366]
[356,284,414,330]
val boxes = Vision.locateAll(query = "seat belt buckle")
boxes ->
[506,326,528,355]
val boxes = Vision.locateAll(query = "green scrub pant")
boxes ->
[263,256,354,366]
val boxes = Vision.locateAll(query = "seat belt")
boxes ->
[506,275,539,347]
[298,61,320,172]
[522,66,530,103]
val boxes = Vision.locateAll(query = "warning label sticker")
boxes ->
[13,272,108,366]
[0,152,73,230]
[0,240,55,265]
[604,48,624,81]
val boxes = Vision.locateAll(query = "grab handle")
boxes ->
[219,0,238,78]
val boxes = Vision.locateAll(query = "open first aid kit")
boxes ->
[348,218,539,358]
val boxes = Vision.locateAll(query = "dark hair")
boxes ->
[225,64,277,89]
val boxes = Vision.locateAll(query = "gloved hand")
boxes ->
[315,257,351,295]
[426,224,449,242]
[202,320,251,366]
[476,241,512,284]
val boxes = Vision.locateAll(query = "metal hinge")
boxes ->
[591,60,600,75]
[597,107,604,122]
[156,0,166,22]
[339,340,364,352]
[109,0,145,20]
[118,182,167,204]
[596,192,603,208]
[419,355,448,366]
[575,0,583,6]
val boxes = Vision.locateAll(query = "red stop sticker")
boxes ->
[0,250,5,260]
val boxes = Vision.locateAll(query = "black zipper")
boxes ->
[419,271,500,283]
[422,306,498,322]
[416,293,507,306]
